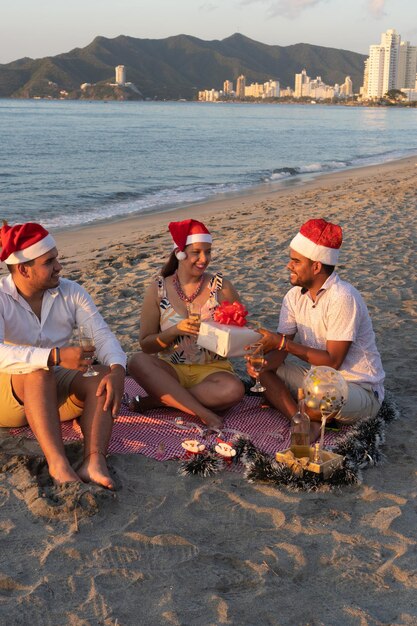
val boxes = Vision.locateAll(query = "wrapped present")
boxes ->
[197,320,261,357]
[198,301,261,357]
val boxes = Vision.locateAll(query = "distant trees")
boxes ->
[384,89,406,102]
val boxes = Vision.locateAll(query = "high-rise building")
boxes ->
[340,76,353,97]
[398,41,417,89]
[367,45,386,97]
[223,80,234,95]
[294,69,309,97]
[236,75,246,99]
[364,29,417,98]
[360,59,369,97]
[263,80,280,98]
[115,65,126,86]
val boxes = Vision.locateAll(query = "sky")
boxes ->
[1,0,417,64]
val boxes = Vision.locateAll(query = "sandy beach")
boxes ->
[1,157,416,625]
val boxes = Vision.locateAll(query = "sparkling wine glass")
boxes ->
[187,302,201,324]
[187,302,202,363]
[248,342,266,393]
[79,325,99,377]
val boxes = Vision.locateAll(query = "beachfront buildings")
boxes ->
[363,29,417,99]
[293,69,352,100]
[198,76,280,101]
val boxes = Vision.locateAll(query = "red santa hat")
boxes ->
[168,219,212,260]
[290,218,342,265]
[0,222,56,264]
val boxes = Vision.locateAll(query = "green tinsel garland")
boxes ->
[179,394,399,491]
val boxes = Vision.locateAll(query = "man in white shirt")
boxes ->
[0,222,127,489]
[250,218,384,432]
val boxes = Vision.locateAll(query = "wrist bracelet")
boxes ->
[156,336,168,349]
[278,334,286,351]
[51,347,61,366]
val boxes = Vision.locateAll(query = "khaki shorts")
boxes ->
[0,367,83,428]
[165,360,236,389]
[276,362,382,424]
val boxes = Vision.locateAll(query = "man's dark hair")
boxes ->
[7,260,35,274]
[321,263,335,276]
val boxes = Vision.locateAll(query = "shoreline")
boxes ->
[54,154,417,258]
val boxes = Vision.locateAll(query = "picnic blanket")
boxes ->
[10,377,350,462]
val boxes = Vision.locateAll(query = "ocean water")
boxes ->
[1,99,417,230]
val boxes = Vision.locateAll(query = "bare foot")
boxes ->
[48,460,82,485]
[199,413,223,432]
[77,451,115,490]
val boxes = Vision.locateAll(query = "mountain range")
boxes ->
[0,33,366,100]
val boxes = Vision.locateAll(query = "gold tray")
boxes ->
[275,447,344,479]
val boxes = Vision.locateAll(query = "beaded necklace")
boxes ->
[173,271,205,303]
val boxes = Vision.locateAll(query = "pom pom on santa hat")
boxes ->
[168,219,212,261]
[290,218,342,266]
[0,221,56,264]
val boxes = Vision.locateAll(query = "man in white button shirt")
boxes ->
[0,222,127,489]
[250,218,385,434]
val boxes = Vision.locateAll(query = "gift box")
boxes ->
[197,320,261,358]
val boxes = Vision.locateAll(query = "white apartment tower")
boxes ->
[115,65,126,86]
[364,29,417,98]
[381,29,401,94]
[398,41,417,89]
[294,69,310,97]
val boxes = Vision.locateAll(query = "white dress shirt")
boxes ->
[278,272,385,400]
[0,275,126,374]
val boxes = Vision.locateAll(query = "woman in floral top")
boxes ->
[128,219,244,430]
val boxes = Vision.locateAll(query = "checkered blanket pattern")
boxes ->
[9,377,349,461]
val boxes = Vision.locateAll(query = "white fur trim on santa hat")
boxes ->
[185,233,212,245]
[4,234,57,264]
[290,232,340,265]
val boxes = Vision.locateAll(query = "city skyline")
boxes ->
[198,27,417,102]
[1,0,417,64]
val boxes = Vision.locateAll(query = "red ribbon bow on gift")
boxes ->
[213,301,248,327]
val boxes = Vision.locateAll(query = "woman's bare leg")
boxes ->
[128,353,224,430]
[188,372,244,411]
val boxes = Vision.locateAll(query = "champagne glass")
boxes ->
[248,342,266,393]
[187,302,202,363]
[79,325,99,377]
[187,302,201,324]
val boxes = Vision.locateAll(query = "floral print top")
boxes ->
[156,272,225,365]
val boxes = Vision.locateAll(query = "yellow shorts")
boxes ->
[0,367,83,428]
[166,360,236,389]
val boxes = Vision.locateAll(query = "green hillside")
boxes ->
[0,33,366,99]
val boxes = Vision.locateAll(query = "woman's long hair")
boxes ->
[160,250,179,277]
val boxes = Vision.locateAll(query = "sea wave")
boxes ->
[42,181,252,230]
[43,147,417,230]
[263,148,417,183]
